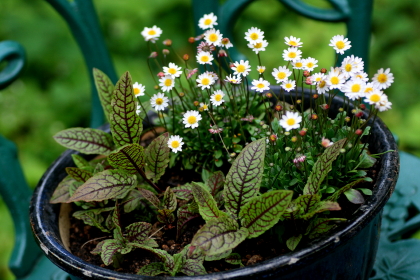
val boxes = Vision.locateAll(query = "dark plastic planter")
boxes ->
[30,91,399,280]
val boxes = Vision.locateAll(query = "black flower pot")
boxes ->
[30,90,399,280]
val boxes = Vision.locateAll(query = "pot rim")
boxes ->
[30,92,399,279]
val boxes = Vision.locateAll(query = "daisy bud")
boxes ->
[188,37,195,43]
[154,85,159,90]
[198,107,204,112]
[345,116,351,122]
[269,134,277,142]
[285,147,291,152]
[222,38,230,45]
[320,104,329,110]
[179,92,185,97]
[193,101,199,106]
[157,72,165,78]
[313,94,319,99]
[340,148,346,153]
[149,52,158,58]
[291,136,298,142]
[284,131,290,136]
[230,152,237,157]
[321,68,327,73]
[162,49,170,55]
[321,137,333,148]
[303,70,310,77]
[355,129,363,135]
[262,124,269,129]
[218,50,227,57]
[297,99,302,104]
[163,39,172,46]
[265,92,273,98]
[339,107,344,112]
[305,77,312,85]
[299,130,306,136]
[359,104,366,110]
[269,163,274,167]
[355,111,364,118]
[274,105,283,111]
[183,54,189,61]
[311,114,318,120]
[229,62,235,68]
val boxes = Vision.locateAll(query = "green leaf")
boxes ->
[157,209,175,224]
[50,176,77,204]
[303,138,346,195]
[126,222,152,243]
[191,182,227,222]
[296,194,321,214]
[286,234,302,251]
[172,183,193,200]
[180,259,207,276]
[177,204,200,240]
[100,239,124,266]
[344,189,365,204]
[71,154,92,170]
[122,189,143,213]
[68,170,137,202]
[306,218,346,239]
[326,178,366,202]
[301,201,341,220]
[358,151,377,169]
[137,262,166,276]
[162,187,177,212]
[240,190,293,238]
[357,188,373,195]
[72,207,114,233]
[65,167,93,182]
[190,217,249,256]
[108,143,145,174]
[91,240,106,255]
[225,253,244,266]
[138,188,160,208]
[93,68,114,123]
[206,171,225,196]
[225,138,266,217]
[53,128,114,155]
[110,71,143,147]
[144,132,170,183]
[111,206,124,242]
[204,249,232,261]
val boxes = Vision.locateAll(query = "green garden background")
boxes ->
[1,0,419,279]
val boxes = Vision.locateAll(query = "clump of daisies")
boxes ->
[134,13,393,192]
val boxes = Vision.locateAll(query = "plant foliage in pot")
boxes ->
[30,12,399,280]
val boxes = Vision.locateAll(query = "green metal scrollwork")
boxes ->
[0,41,26,90]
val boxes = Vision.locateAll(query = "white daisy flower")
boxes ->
[136,104,141,115]
[284,36,303,48]
[231,60,251,77]
[302,57,318,71]
[282,47,302,62]
[292,59,304,70]
[163,62,182,78]
[183,110,202,129]
[133,82,146,97]
[247,40,268,54]
[342,78,366,100]
[376,94,392,112]
[141,25,162,43]
[372,68,394,90]
[167,135,184,153]
[329,35,351,55]
[221,38,233,49]
[364,89,385,106]
[279,111,302,131]
[325,67,346,90]
[251,78,270,92]
[204,28,223,47]
[244,27,264,44]
[311,73,325,84]
[353,71,369,82]
[198,12,218,30]
[196,51,214,65]
[281,79,296,92]
[150,92,169,111]
[341,55,364,79]
[196,72,215,90]
[257,66,266,74]
[317,79,329,94]
[210,90,225,106]
[159,75,175,92]
[363,82,378,95]
[199,102,209,111]
[225,74,242,84]
[272,66,292,83]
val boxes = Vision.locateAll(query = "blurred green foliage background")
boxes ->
[0,0,419,279]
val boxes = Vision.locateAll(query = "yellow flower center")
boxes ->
[164,79,172,87]
[155,98,163,105]
[204,19,212,25]
[286,118,296,126]
[289,41,297,46]
[295,62,302,68]
[370,94,381,103]
[377,73,388,83]
[319,80,326,88]
[286,83,292,89]
[331,76,339,85]
[201,55,209,62]
[148,30,156,35]
[277,72,286,79]
[134,88,140,95]
[288,52,296,59]
[202,104,208,110]
[171,141,180,148]
[345,64,352,72]
[169,68,177,74]
[187,116,197,124]
[215,94,222,102]
[257,83,265,89]
[306,62,314,69]
[365,87,373,93]
[250,33,259,40]
[336,41,345,49]
[237,65,245,73]
[209,33,218,42]
[201,78,210,85]
[254,42,263,49]
[351,84,361,92]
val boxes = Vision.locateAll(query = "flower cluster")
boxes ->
[137,13,393,190]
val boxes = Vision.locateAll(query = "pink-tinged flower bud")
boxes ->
[218,50,227,57]
[274,105,283,111]
[229,62,235,68]
[188,37,195,44]
[222,38,230,45]
[299,130,306,136]
[319,104,329,110]
[163,39,172,46]
[193,101,199,106]
[183,54,189,61]
[269,134,277,143]
[305,77,313,85]
[303,70,310,77]
[291,136,298,142]
[345,116,351,122]
[321,137,333,148]
[355,111,364,118]
[311,114,318,120]
[149,52,158,58]
[321,68,327,73]
[359,104,366,110]
[162,49,170,55]
[313,94,319,99]
[355,129,363,135]
[265,92,273,98]
[157,72,165,78]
